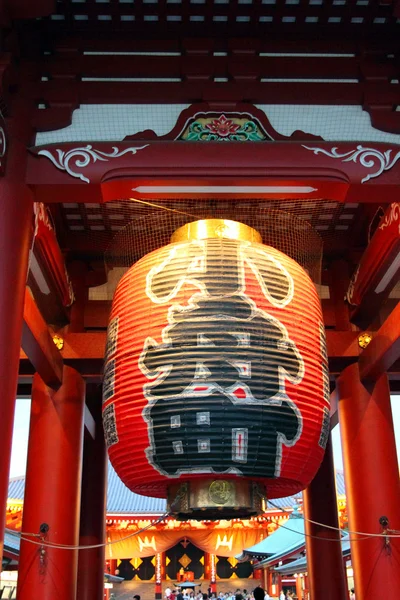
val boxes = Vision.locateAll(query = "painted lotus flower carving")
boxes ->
[205,115,241,137]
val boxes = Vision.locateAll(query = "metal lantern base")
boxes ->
[167,479,267,520]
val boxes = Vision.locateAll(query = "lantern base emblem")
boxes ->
[167,479,266,520]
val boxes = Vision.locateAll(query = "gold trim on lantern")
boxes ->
[171,219,262,244]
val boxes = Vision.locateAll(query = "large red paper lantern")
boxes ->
[103,220,329,518]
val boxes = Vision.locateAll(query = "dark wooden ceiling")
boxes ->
[2,0,398,270]
[17,0,400,40]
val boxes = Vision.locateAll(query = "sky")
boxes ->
[8,396,400,479]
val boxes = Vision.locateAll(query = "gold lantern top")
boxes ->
[171,219,262,244]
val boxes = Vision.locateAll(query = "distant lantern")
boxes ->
[103,219,330,519]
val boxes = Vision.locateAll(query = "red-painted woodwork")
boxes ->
[77,387,107,600]
[347,202,400,328]
[0,182,33,559]
[337,365,400,600]
[303,436,347,600]
[28,202,74,326]
[22,288,63,389]
[68,260,88,333]
[20,34,400,135]
[295,576,303,600]
[104,239,329,499]
[17,367,85,600]
[124,103,322,143]
[359,301,400,383]
[27,139,400,209]
[6,0,55,20]
[0,98,35,556]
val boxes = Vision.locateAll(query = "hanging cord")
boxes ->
[7,495,400,550]
[6,510,171,551]
[128,197,202,220]
[267,500,400,539]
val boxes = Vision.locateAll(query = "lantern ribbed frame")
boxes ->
[103,231,329,500]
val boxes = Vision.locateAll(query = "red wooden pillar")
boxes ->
[271,574,281,599]
[0,179,33,556]
[204,552,217,593]
[69,262,107,600]
[155,552,163,599]
[337,364,400,599]
[295,575,303,600]
[108,559,117,575]
[17,367,85,600]
[266,568,273,594]
[68,261,88,333]
[303,435,347,600]
[262,567,268,591]
[77,386,107,600]
[209,553,217,593]
[0,103,34,557]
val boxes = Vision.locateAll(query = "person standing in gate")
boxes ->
[253,586,266,600]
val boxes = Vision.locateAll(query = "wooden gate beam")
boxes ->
[359,302,400,382]
[21,289,63,389]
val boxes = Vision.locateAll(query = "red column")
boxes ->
[0,98,36,555]
[337,364,400,599]
[295,575,303,600]
[68,261,88,333]
[262,567,268,591]
[77,386,107,600]
[266,569,273,594]
[17,367,85,600]
[0,180,33,556]
[209,553,217,593]
[303,435,347,600]
[155,552,163,600]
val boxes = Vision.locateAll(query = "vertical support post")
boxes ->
[17,367,85,600]
[261,567,268,591]
[0,180,32,556]
[303,435,347,600]
[330,260,351,331]
[271,574,281,599]
[295,575,303,600]
[77,386,107,600]
[0,99,35,557]
[68,261,88,333]
[108,559,117,575]
[0,104,35,559]
[155,552,162,600]
[69,262,108,600]
[337,364,400,599]
[265,569,273,594]
[209,553,217,593]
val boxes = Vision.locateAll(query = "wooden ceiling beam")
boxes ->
[30,55,365,80]
[359,302,400,383]
[28,79,400,107]
[29,80,363,106]
[21,289,63,390]
[44,35,398,56]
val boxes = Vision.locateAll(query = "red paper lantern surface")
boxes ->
[103,233,329,500]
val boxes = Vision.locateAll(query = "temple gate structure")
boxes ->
[0,1,399,599]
